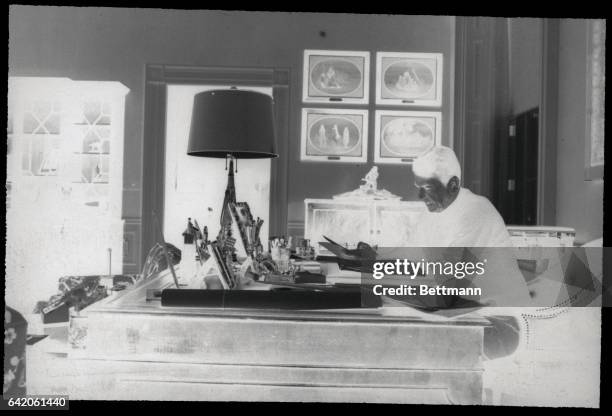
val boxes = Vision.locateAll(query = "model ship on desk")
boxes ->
[216,159,264,259]
[189,158,265,290]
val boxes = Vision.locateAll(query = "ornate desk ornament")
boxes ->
[333,166,402,201]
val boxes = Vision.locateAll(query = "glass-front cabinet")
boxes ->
[6,77,129,314]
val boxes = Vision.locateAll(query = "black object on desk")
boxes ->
[160,289,365,309]
[41,302,70,324]
[26,334,49,346]
[294,271,326,284]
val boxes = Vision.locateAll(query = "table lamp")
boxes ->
[187,89,278,247]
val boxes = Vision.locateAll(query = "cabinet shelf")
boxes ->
[73,122,112,126]
[71,181,109,185]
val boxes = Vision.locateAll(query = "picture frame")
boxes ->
[302,50,370,104]
[375,52,443,107]
[374,110,441,164]
[301,108,369,163]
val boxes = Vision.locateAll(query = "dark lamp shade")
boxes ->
[187,89,278,159]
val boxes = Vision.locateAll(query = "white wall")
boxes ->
[163,84,272,257]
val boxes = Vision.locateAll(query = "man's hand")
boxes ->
[355,242,377,259]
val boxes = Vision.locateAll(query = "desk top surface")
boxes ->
[85,270,489,326]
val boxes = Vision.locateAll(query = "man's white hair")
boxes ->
[412,145,461,186]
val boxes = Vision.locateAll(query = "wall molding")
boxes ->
[454,17,468,168]
[287,220,305,238]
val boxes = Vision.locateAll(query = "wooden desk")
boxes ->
[27,270,489,404]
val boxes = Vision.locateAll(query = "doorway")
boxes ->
[454,17,556,226]
[163,84,273,249]
[497,108,539,225]
[141,65,290,267]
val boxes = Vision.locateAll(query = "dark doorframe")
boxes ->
[454,17,558,226]
[453,17,509,201]
[141,64,290,266]
[537,19,559,226]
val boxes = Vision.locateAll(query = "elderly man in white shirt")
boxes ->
[412,146,514,248]
[406,145,536,403]
[377,146,531,308]
[370,146,532,402]
[410,146,531,306]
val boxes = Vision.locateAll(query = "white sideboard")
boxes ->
[304,198,427,255]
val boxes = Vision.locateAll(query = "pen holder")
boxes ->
[296,238,314,260]
[277,248,291,274]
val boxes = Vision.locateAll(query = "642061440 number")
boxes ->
[1,395,68,410]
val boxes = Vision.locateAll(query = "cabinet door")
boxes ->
[374,202,427,247]
[305,200,373,255]
[6,77,128,315]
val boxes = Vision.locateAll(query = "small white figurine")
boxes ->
[88,141,102,153]
[333,166,401,201]
[342,127,350,148]
[360,166,379,192]
[332,124,341,143]
[318,125,327,147]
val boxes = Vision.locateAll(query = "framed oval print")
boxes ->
[303,50,370,104]
[376,52,443,107]
[374,110,441,164]
[301,108,369,163]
